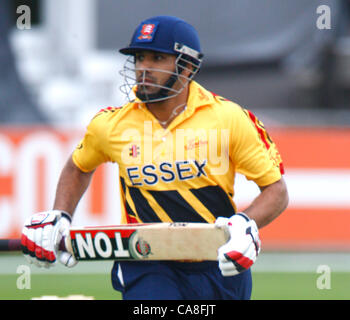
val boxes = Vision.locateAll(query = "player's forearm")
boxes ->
[243,177,289,229]
[53,156,95,216]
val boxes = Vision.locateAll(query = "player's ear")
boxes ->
[177,54,200,80]
[183,63,194,78]
[178,61,193,78]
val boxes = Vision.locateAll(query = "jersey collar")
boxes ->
[131,81,216,131]
[186,80,216,110]
[132,80,215,111]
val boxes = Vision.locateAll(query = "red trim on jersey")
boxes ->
[246,110,270,150]
[247,110,285,175]
[279,162,285,175]
[210,92,229,101]
[124,205,139,224]
[98,106,122,113]
[126,214,139,224]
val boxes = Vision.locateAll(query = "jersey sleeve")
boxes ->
[72,111,112,172]
[229,106,283,187]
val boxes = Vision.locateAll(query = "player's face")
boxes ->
[134,51,178,96]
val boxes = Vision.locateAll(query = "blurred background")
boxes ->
[0,0,349,299]
[2,0,350,126]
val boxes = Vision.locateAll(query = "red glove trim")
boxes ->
[224,250,254,271]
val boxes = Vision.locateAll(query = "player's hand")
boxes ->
[21,210,78,268]
[215,213,261,276]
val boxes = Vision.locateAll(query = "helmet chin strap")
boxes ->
[135,67,182,103]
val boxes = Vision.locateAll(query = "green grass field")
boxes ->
[251,272,350,300]
[1,272,349,300]
[1,252,349,300]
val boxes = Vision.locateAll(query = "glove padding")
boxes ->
[21,210,77,268]
[215,213,261,276]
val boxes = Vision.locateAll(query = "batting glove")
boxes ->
[21,210,78,268]
[215,213,261,276]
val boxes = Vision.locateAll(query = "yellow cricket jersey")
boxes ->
[72,81,284,224]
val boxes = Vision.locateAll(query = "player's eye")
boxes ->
[154,54,165,61]
[135,54,144,62]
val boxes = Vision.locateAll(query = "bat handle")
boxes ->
[0,237,68,252]
[58,237,67,251]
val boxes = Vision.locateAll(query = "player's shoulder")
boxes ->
[91,105,123,121]
[210,91,245,116]
[86,105,127,137]
[89,100,136,123]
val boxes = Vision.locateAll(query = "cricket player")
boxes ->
[21,16,288,300]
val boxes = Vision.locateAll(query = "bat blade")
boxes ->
[70,222,229,261]
[0,223,229,262]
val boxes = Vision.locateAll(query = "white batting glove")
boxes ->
[21,210,78,268]
[215,213,261,276]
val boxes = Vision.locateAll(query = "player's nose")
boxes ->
[137,70,155,83]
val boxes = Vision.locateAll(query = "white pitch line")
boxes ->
[1,252,350,274]
[252,252,350,273]
[0,254,114,275]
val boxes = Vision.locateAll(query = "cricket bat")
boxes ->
[0,223,229,261]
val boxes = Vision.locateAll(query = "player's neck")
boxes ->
[146,85,189,128]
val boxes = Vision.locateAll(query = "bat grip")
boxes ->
[0,238,67,252]
[58,237,67,251]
